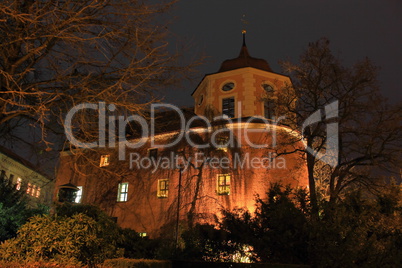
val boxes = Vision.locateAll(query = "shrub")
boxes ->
[0,213,117,267]
[0,175,48,242]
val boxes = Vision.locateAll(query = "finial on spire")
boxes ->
[241,14,248,47]
[242,30,246,46]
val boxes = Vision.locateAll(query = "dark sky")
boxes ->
[165,0,402,106]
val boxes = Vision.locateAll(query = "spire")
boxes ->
[238,30,251,59]
[242,29,246,47]
[218,31,273,73]
[241,14,248,47]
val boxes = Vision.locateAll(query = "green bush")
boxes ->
[102,258,171,268]
[219,183,310,264]
[54,204,166,260]
[0,213,117,267]
[0,175,48,242]
[0,260,81,267]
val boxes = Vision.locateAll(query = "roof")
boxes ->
[0,145,50,180]
[218,33,273,73]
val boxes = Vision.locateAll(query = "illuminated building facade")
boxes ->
[0,145,53,206]
[54,36,308,238]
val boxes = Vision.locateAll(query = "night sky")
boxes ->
[165,0,402,107]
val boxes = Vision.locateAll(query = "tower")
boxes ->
[192,32,293,120]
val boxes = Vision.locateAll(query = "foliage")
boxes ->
[181,223,242,262]
[310,187,402,267]
[221,184,310,264]
[102,258,171,268]
[184,183,401,266]
[54,203,174,260]
[277,38,402,214]
[0,213,118,267]
[56,203,124,259]
[0,202,180,266]
[180,184,309,264]
[0,0,191,142]
[0,260,82,268]
[0,175,48,242]
[117,228,167,260]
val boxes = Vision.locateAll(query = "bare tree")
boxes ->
[276,38,401,215]
[0,0,193,151]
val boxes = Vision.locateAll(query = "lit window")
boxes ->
[36,187,41,198]
[217,174,231,195]
[222,97,235,118]
[75,186,83,203]
[148,148,158,160]
[26,183,32,195]
[157,179,169,198]
[16,177,22,190]
[100,155,110,167]
[139,232,147,238]
[31,185,36,197]
[117,182,129,202]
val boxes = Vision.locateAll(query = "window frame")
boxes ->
[75,186,83,203]
[221,82,235,92]
[216,174,231,195]
[100,154,110,167]
[117,182,129,202]
[222,97,235,118]
[157,179,169,198]
[262,83,277,119]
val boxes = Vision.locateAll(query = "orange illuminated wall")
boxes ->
[54,123,308,238]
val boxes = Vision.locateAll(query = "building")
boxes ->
[0,145,53,206]
[54,34,308,238]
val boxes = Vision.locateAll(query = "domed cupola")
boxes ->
[218,32,273,73]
